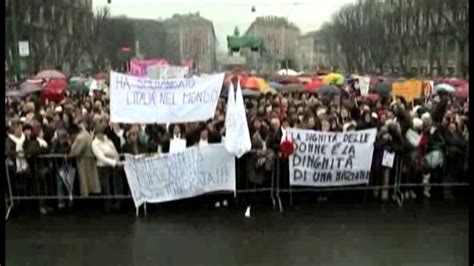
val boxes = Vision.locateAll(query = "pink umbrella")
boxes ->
[455,84,468,98]
[305,79,323,92]
[35,70,66,80]
[20,82,43,94]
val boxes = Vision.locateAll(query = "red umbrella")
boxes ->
[41,79,67,103]
[445,78,467,88]
[305,78,323,92]
[35,69,66,80]
[297,77,312,84]
[242,77,260,90]
[455,84,468,98]
[361,93,380,102]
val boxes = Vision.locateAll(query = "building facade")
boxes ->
[163,13,217,73]
[131,19,167,60]
[245,16,300,70]
[296,31,329,73]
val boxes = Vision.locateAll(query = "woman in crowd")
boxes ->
[4,77,470,213]
[91,123,123,211]
[122,124,147,155]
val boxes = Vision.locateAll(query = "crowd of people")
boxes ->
[5,76,469,213]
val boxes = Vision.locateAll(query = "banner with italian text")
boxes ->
[288,128,377,187]
[109,71,225,124]
[124,144,236,207]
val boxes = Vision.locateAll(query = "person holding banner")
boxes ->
[122,125,147,155]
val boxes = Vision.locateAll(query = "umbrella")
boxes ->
[43,79,67,94]
[278,69,298,76]
[242,89,261,97]
[242,77,261,90]
[41,79,67,103]
[297,77,312,84]
[26,79,43,84]
[35,69,66,80]
[434,83,456,93]
[322,73,345,86]
[277,75,301,85]
[19,82,43,94]
[370,83,392,97]
[269,81,284,91]
[69,76,87,84]
[318,85,341,98]
[444,78,467,88]
[455,84,468,98]
[283,84,305,93]
[305,79,323,92]
[68,82,89,93]
[6,90,26,98]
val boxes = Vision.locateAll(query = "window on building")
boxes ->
[447,67,455,75]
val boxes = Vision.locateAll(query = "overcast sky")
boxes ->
[93,0,356,51]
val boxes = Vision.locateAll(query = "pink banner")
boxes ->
[129,59,169,76]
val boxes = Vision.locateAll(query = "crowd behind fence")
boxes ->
[5,146,469,220]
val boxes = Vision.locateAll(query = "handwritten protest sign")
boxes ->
[358,76,371,96]
[288,128,377,187]
[392,80,422,102]
[109,71,225,124]
[124,144,236,207]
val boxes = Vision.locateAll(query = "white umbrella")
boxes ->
[278,69,298,76]
[434,83,455,93]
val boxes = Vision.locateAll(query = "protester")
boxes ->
[4,73,469,214]
[68,123,101,197]
[91,123,123,211]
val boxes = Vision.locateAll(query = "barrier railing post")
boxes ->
[5,160,14,221]
[276,157,283,212]
[270,155,276,210]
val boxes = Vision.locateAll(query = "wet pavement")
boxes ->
[6,199,468,266]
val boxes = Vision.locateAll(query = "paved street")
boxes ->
[6,199,468,266]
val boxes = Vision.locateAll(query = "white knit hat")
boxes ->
[412,118,423,130]
[421,112,431,121]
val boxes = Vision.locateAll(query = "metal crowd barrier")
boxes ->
[5,154,132,220]
[5,150,280,220]
[5,150,468,220]
[275,154,469,210]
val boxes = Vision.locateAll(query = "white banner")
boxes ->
[124,144,236,207]
[357,76,371,96]
[110,71,225,124]
[18,41,30,57]
[147,65,189,80]
[288,128,377,187]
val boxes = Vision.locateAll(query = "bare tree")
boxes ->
[317,0,468,77]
